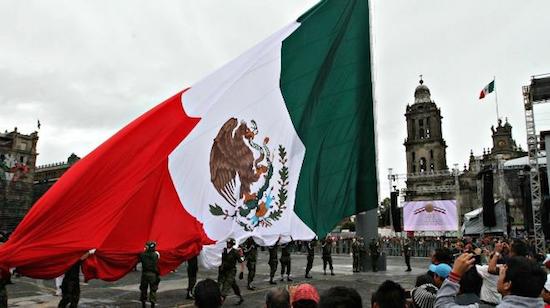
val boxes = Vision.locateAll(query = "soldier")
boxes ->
[351,237,361,272]
[268,239,279,285]
[241,237,257,290]
[359,237,367,271]
[218,238,244,305]
[0,268,11,308]
[369,238,380,272]
[403,239,412,272]
[139,241,160,308]
[59,249,95,308]
[279,241,292,282]
[305,240,316,279]
[321,237,334,276]
[186,255,198,299]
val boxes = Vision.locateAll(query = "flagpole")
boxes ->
[494,76,500,121]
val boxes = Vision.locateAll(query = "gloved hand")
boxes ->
[88,248,97,255]
[239,271,244,280]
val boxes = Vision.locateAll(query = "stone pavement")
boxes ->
[7,254,430,307]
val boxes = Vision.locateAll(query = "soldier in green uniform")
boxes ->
[186,255,198,299]
[403,239,412,272]
[0,268,11,308]
[369,238,380,272]
[358,237,366,271]
[351,237,361,272]
[267,239,279,285]
[139,241,160,308]
[279,242,292,282]
[241,237,257,290]
[58,249,94,308]
[321,238,334,276]
[304,240,315,279]
[218,238,244,305]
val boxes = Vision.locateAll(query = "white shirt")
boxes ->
[476,264,501,304]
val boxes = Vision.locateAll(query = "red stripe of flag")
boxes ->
[0,90,213,281]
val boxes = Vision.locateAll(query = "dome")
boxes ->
[414,79,432,104]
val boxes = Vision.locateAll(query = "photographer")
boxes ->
[435,253,546,308]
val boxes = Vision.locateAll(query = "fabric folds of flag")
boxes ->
[0,0,378,275]
[0,92,212,280]
[479,80,495,99]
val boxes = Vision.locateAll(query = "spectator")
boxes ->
[194,279,222,308]
[432,248,453,265]
[319,286,362,308]
[429,263,451,288]
[371,280,406,308]
[411,283,438,308]
[292,283,319,308]
[455,267,482,305]
[510,240,529,257]
[475,243,504,306]
[266,287,290,308]
[543,254,550,270]
[435,254,546,308]
[415,274,435,287]
[542,274,550,308]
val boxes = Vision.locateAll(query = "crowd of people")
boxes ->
[192,279,364,308]
[230,236,550,308]
[406,237,550,308]
[2,234,550,307]
[191,236,550,308]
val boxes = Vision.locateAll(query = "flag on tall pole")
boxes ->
[0,0,377,278]
[479,79,495,99]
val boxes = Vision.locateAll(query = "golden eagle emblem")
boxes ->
[208,118,288,231]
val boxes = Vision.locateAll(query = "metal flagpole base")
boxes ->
[355,208,386,272]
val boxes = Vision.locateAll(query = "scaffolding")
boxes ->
[522,75,550,255]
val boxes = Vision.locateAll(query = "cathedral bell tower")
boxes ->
[404,79,448,174]
[403,78,455,201]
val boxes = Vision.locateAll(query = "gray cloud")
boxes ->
[1,0,550,201]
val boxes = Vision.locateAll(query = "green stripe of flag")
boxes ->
[280,0,377,237]
[487,80,495,93]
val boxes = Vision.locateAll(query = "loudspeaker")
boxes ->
[481,168,496,227]
[390,191,402,232]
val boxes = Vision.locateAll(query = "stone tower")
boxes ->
[404,79,454,201]
[490,118,520,159]
[0,127,38,233]
[404,79,448,174]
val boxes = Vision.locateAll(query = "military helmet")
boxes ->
[145,240,157,251]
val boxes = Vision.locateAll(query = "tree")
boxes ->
[378,197,391,227]
[340,220,356,232]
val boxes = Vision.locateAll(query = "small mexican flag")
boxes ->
[479,80,495,99]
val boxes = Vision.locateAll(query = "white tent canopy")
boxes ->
[503,155,546,169]
[461,199,508,235]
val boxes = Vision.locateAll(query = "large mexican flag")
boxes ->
[0,0,377,277]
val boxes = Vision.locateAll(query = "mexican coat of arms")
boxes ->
[208,117,288,231]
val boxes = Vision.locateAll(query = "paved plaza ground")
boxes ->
[7,254,430,307]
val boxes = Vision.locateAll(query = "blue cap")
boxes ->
[429,263,452,279]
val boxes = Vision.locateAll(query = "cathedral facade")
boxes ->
[402,79,529,232]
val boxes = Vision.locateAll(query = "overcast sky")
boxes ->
[1,1,550,201]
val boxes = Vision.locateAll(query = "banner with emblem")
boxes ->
[403,200,458,231]
[0,0,377,277]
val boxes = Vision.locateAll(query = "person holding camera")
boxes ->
[435,253,546,308]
